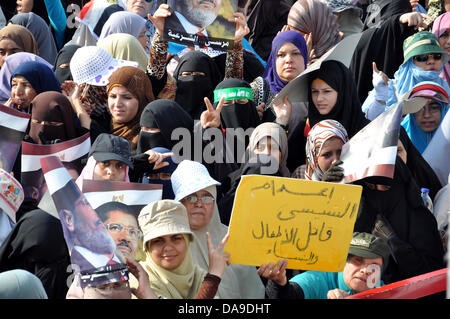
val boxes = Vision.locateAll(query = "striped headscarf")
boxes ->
[305,119,348,181]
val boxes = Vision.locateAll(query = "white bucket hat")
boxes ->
[70,46,138,86]
[171,160,221,202]
[0,169,24,223]
[138,200,193,247]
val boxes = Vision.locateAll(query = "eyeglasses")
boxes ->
[105,223,142,240]
[413,53,442,62]
[415,103,442,115]
[183,194,214,204]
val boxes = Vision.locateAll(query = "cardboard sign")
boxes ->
[0,104,30,173]
[163,0,238,51]
[340,103,403,183]
[225,175,362,272]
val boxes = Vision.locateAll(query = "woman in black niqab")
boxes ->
[173,51,222,120]
[353,157,445,284]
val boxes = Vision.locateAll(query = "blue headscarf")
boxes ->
[386,59,450,108]
[10,61,61,95]
[401,81,449,153]
[141,147,178,200]
[262,30,308,94]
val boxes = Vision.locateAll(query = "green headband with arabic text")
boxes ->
[213,87,254,103]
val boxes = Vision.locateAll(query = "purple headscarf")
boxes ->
[262,30,308,94]
[0,52,53,104]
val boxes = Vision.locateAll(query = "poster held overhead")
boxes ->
[163,0,238,51]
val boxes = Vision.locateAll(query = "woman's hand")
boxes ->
[145,150,173,170]
[372,62,389,104]
[148,3,172,36]
[207,232,231,278]
[327,288,349,299]
[399,12,430,30]
[229,12,250,42]
[273,95,292,126]
[257,259,288,286]
[256,102,265,120]
[126,258,158,299]
[200,96,224,129]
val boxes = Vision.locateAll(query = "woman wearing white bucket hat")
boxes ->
[135,199,230,299]
[171,160,265,299]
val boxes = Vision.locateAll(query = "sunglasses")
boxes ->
[413,53,442,63]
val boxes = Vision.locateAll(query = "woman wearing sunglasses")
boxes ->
[362,31,450,120]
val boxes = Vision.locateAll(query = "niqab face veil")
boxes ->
[173,51,222,120]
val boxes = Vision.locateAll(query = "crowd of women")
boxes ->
[0,0,448,300]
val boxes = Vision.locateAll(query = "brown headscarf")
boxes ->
[29,91,78,144]
[107,66,155,150]
[0,24,39,56]
[287,0,341,65]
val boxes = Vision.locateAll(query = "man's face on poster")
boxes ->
[66,197,116,255]
[103,210,140,260]
[176,0,222,28]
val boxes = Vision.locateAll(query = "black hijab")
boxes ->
[353,157,445,284]
[307,60,370,138]
[136,99,195,154]
[399,127,443,201]
[0,209,71,299]
[350,0,413,104]
[53,44,81,85]
[245,0,292,61]
[214,78,261,130]
[218,153,282,225]
[173,51,222,120]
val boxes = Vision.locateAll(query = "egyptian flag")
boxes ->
[0,104,30,173]
[21,133,90,203]
[41,156,128,288]
[82,179,162,213]
[340,103,403,184]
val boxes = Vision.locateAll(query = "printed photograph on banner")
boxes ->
[40,156,128,287]
[163,0,237,51]
[82,179,163,262]
[225,175,363,272]
[0,104,30,172]
[21,133,90,203]
[340,103,403,184]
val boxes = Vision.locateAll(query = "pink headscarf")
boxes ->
[432,12,450,85]
[75,156,130,191]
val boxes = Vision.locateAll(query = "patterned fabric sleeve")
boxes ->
[224,40,244,80]
[147,31,169,80]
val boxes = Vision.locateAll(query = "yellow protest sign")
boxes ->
[225,175,363,272]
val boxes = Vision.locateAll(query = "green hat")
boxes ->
[402,31,449,65]
[348,232,390,267]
